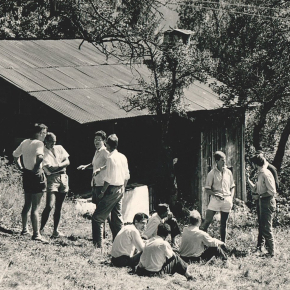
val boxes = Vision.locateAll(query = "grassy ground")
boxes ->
[1,185,290,290]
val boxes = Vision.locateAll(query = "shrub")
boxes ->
[0,156,23,229]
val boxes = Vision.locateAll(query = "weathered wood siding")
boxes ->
[198,110,246,216]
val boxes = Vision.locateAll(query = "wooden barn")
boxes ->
[0,39,246,213]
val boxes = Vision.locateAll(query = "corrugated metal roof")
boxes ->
[0,39,222,124]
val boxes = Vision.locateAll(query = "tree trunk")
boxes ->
[272,117,290,171]
[252,98,280,150]
[252,110,268,150]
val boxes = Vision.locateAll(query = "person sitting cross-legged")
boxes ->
[179,210,227,263]
[142,203,181,247]
[111,212,148,269]
[136,223,194,280]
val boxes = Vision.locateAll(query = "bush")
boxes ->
[0,156,23,229]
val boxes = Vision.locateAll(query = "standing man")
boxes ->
[13,123,48,243]
[77,131,109,206]
[200,151,235,242]
[247,154,277,257]
[92,134,130,248]
[40,133,70,238]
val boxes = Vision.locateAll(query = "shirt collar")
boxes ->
[214,164,227,173]
[96,145,106,152]
[108,149,117,157]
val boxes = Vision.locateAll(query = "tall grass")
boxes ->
[1,157,290,289]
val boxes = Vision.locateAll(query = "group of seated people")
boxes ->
[110,204,227,280]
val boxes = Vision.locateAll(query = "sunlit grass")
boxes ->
[1,161,290,289]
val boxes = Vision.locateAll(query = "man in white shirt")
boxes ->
[180,210,227,263]
[92,134,130,248]
[111,212,148,268]
[77,131,109,206]
[143,203,180,247]
[200,151,235,242]
[13,123,48,243]
[40,132,70,238]
[136,223,194,280]
[247,154,277,257]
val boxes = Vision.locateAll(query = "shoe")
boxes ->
[51,231,63,238]
[21,230,31,236]
[261,253,274,258]
[32,235,49,244]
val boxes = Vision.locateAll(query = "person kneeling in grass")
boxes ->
[111,213,148,268]
[136,223,194,281]
[142,203,181,247]
[179,210,227,263]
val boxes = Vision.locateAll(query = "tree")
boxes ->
[70,0,216,199]
[0,0,79,39]
[178,0,290,170]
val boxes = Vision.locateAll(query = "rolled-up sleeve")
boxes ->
[229,171,235,189]
[13,142,23,158]
[123,156,130,180]
[264,172,276,196]
[204,171,214,190]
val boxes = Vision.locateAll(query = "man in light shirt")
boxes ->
[180,210,227,263]
[200,151,235,242]
[40,133,70,238]
[13,123,48,243]
[111,212,148,268]
[92,134,130,248]
[247,154,277,257]
[136,223,194,280]
[142,203,180,247]
[77,130,109,206]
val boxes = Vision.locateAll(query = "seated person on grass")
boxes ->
[111,212,148,268]
[142,203,180,247]
[179,210,227,263]
[136,223,194,280]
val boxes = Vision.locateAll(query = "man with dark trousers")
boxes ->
[92,134,130,248]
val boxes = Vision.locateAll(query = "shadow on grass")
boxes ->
[0,226,14,235]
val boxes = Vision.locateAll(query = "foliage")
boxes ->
[0,156,22,228]
[0,0,79,39]
[1,187,290,289]
[178,0,290,171]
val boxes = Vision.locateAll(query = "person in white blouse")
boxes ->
[77,130,109,206]
[92,134,130,248]
[13,123,48,243]
[111,212,148,268]
[40,133,70,238]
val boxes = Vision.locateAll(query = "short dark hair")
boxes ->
[107,134,118,150]
[189,210,201,226]
[31,123,47,137]
[214,151,226,161]
[157,223,171,238]
[45,132,56,142]
[133,212,148,224]
[156,204,169,216]
[95,130,106,140]
[250,154,265,167]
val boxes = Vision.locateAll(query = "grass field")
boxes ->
[1,178,290,289]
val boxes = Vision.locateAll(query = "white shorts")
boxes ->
[207,195,233,213]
